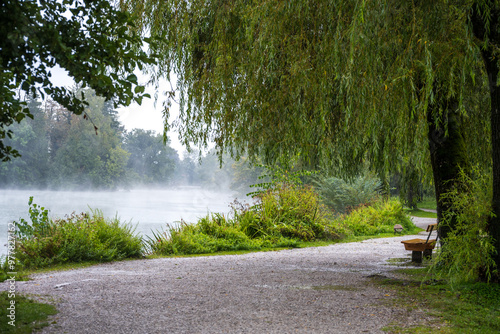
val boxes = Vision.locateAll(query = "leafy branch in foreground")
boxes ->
[1,0,156,161]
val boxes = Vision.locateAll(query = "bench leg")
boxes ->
[411,251,423,263]
[423,249,432,259]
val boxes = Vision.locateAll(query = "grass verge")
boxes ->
[144,232,417,260]
[0,291,57,333]
[1,260,107,283]
[418,197,438,211]
[405,209,437,219]
[373,268,500,333]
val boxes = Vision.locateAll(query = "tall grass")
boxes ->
[336,199,417,236]
[146,183,415,256]
[248,184,337,241]
[146,216,266,255]
[12,187,417,267]
[14,198,143,269]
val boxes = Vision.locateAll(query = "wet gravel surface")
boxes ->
[1,217,438,333]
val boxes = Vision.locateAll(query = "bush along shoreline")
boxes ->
[145,183,419,256]
[4,185,418,273]
[7,196,143,270]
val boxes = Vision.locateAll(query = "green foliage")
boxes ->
[247,163,315,197]
[0,97,51,187]
[418,196,438,211]
[0,90,181,190]
[1,0,155,161]
[429,168,497,284]
[229,157,265,194]
[189,151,237,190]
[0,291,57,333]
[145,217,265,256]
[147,183,412,256]
[50,91,131,189]
[121,0,490,179]
[379,270,500,333]
[15,196,51,239]
[123,129,179,185]
[255,184,331,241]
[337,199,417,236]
[314,172,382,214]
[405,208,438,219]
[146,184,329,255]
[14,199,143,269]
[9,193,415,265]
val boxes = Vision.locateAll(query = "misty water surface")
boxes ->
[0,188,240,256]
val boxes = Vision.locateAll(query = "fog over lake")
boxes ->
[1,188,239,256]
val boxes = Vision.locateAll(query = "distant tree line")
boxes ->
[0,89,256,191]
[2,88,424,206]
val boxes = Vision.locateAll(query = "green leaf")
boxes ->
[126,74,138,84]
[21,81,30,91]
[15,113,25,123]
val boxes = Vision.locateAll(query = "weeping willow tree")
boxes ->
[471,0,500,282]
[121,0,500,280]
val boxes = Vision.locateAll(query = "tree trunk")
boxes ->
[471,1,500,282]
[481,48,500,282]
[427,99,468,241]
[405,167,420,210]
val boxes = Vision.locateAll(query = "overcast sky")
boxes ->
[49,65,185,153]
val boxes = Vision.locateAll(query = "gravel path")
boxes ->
[1,217,438,333]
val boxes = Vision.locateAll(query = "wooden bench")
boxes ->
[401,223,438,263]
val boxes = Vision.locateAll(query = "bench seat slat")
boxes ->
[401,238,436,251]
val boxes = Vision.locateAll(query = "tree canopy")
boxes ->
[0,92,246,190]
[123,0,500,280]
[122,0,489,174]
[0,0,155,161]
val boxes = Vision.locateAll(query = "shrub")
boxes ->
[337,198,416,236]
[314,172,382,214]
[145,218,264,255]
[148,183,335,256]
[256,184,330,241]
[14,199,143,268]
[429,168,497,284]
[148,183,418,257]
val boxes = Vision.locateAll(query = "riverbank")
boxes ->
[0,188,236,257]
[0,226,438,333]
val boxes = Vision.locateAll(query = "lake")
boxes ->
[0,188,242,256]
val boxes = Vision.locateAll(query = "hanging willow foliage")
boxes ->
[120,0,490,177]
